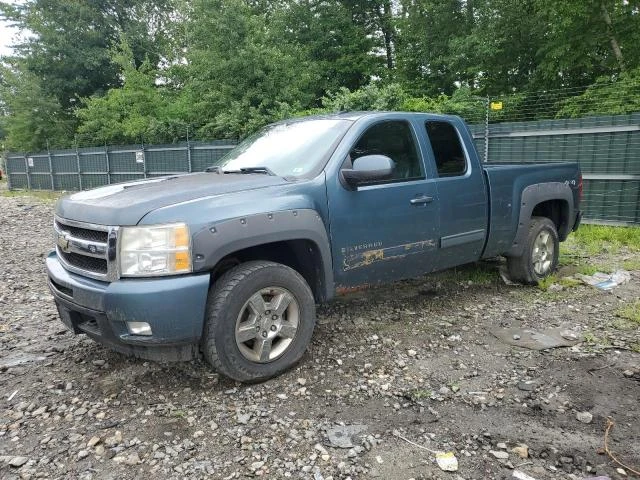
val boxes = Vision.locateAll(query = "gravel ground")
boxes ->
[1,191,639,480]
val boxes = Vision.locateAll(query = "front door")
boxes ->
[327,119,440,291]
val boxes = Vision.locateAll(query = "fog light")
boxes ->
[127,321,152,336]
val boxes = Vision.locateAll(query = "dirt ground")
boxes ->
[1,191,639,480]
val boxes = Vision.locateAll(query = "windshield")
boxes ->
[214,119,352,178]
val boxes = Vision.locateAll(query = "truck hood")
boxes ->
[55,172,288,225]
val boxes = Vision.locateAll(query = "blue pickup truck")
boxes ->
[47,112,582,382]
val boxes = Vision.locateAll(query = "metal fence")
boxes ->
[3,113,639,225]
[4,140,236,191]
[468,112,640,226]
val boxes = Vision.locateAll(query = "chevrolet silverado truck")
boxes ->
[47,112,582,382]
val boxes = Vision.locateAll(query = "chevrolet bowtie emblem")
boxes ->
[57,232,70,253]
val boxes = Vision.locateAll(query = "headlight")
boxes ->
[120,223,192,277]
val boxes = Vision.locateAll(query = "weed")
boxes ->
[408,389,433,401]
[576,264,599,276]
[572,224,640,253]
[537,274,581,292]
[1,188,64,202]
[537,275,557,291]
[616,301,640,325]
[622,259,640,271]
[583,331,598,343]
[558,277,582,288]
[439,263,497,285]
[612,318,635,331]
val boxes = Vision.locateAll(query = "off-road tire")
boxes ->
[201,261,316,383]
[507,216,559,285]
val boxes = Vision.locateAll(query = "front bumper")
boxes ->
[46,251,210,361]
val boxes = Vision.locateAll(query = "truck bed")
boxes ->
[482,162,581,258]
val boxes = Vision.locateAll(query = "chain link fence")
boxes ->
[3,81,639,225]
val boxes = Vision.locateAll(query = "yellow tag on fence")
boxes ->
[490,101,503,110]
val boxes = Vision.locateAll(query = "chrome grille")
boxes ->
[54,216,118,281]
[54,220,108,243]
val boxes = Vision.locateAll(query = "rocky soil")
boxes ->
[1,191,639,480]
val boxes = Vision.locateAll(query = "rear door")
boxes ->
[421,119,488,269]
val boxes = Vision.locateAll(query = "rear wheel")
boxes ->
[507,216,559,285]
[202,261,316,382]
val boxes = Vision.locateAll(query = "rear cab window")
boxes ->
[425,121,468,177]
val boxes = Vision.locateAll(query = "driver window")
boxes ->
[350,121,424,181]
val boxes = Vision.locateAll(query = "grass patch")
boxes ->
[576,264,599,275]
[0,188,63,202]
[582,330,612,347]
[571,224,640,253]
[537,274,582,291]
[408,389,433,401]
[616,301,640,325]
[440,262,497,285]
[537,275,557,291]
[622,259,640,271]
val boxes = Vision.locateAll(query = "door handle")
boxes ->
[410,195,434,205]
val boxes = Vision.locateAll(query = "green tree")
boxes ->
[0,65,74,151]
[179,0,315,139]
[271,0,380,102]
[556,68,640,118]
[75,40,185,145]
[532,0,640,88]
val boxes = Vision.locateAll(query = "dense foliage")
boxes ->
[1,0,639,150]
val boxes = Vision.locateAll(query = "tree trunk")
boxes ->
[377,1,394,70]
[600,2,625,71]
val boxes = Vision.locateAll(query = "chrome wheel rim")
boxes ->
[235,287,300,363]
[532,230,554,275]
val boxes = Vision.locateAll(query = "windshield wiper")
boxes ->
[205,166,277,176]
[239,166,276,176]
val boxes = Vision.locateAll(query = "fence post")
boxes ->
[5,156,11,190]
[47,141,55,190]
[186,126,193,173]
[104,145,111,185]
[75,142,83,191]
[24,155,32,189]
[141,143,147,178]
[484,96,490,163]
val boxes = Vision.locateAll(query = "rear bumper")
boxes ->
[46,251,210,361]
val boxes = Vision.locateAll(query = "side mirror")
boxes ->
[341,154,394,188]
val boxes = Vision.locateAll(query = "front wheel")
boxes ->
[507,216,559,285]
[202,261,316,382]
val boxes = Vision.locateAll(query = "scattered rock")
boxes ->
[577,411,593,424]
[326,424,367,449]
[87,436,101,447]
[511,444,529,459]
[490,450,510,460]
[236,413,251,425]
[517,380,538,392]
[9,456,28,468]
